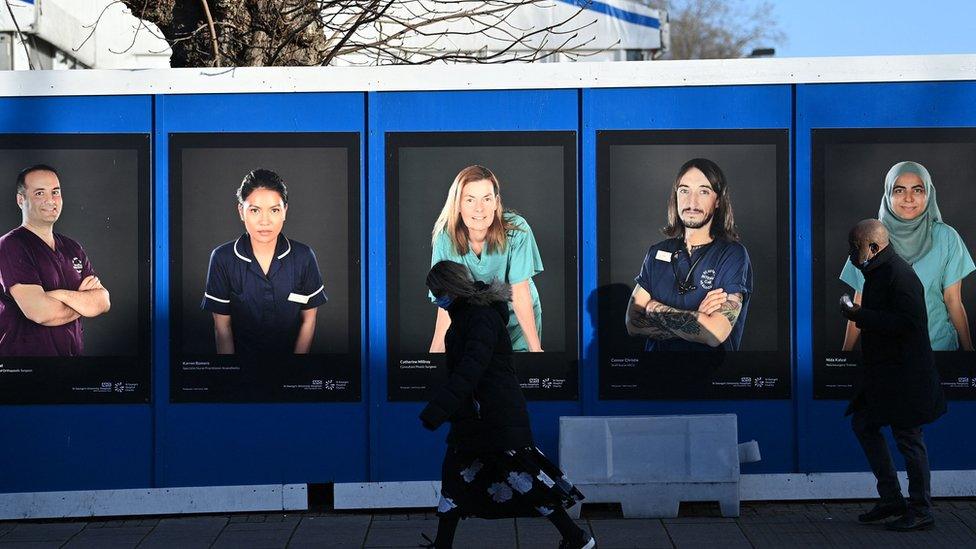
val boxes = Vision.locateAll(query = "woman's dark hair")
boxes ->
[662,158,739,241]
[426,261,511,302]
[426,261,476,299]
[237,168,288,205]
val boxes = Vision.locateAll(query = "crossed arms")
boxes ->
[9,275,111,327]
[625,285,742,348]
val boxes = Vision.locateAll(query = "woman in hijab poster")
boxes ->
[840,160,976,351]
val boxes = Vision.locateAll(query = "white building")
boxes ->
[0,0,667,69]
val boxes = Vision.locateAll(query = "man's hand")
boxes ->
[78,275,103,291]
[840,294,860,320]
[697,288,728,316]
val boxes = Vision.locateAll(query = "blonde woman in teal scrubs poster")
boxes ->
[428,165,545,353]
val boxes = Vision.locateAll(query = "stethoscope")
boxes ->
[672,243,711,295]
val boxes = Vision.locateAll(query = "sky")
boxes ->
[767,0,976,58]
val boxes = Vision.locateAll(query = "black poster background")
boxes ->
[813,128,976,400]
[597,130,791,400]
[169,133,361,403]
[0,134,150,404]
[386,132,578,401]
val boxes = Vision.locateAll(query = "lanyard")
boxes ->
[671,244,709,295]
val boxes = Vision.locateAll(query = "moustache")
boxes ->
[681,208,705,214]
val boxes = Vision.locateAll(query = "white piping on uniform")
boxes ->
[304,285,324,299]
[204,293,231,304]
[277,238,292,260]
[233,236,252,263]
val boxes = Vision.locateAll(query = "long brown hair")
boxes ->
[431,165,519,255]
[662,158,739,241]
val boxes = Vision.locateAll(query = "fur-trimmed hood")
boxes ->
[465,279,511,306]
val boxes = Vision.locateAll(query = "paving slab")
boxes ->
[663,521,752,548]
[63,525,152,548]
[2,522,85,542]
[587,518,672,548]
[287,515,371,548]
[739,520,831,548]
[364,517,438,548]
[451,518,517,549]
[137,516,228,549]
[211,525,298,549]
[515,517,590,547]
[813,517,976,548]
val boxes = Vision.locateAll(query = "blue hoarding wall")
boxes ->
[0,80,974,493]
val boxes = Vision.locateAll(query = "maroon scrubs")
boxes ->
[0,226,94,356]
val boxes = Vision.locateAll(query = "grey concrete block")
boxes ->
[561,415,748,519]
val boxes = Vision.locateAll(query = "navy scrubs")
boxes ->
[202,233,327,355]
[634,237,752,351]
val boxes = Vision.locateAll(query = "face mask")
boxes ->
[434,295,454,309]
[849,248,871,270]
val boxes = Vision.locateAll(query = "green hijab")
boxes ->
[878,161,942,265]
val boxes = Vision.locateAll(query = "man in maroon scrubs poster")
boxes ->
[0,165,111,356]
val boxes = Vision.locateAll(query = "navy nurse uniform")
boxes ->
[634,238,753,351]
[202,233,327,355]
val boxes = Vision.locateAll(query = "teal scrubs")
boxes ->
[431,213,544,351]
[841,222,976,350]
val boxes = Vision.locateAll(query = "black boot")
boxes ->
[885,510,935,531]
[858,499,908,523]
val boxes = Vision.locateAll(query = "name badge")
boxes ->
[655,250,672,263]
[287,293,309,304]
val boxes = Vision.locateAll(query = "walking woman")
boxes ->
[419,261,593,549]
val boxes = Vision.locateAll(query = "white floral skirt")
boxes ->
[437,445,585,519]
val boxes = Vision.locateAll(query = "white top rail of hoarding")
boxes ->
[1,55,974,98]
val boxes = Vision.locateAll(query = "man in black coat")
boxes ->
[840,219,946,531]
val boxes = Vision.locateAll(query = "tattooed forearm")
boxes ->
[645,302,703,336]
[718,293,743,327]
[626,301,675,339]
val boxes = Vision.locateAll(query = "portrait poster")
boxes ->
[0,134,150,404]
[169,133,361,403]
[813,128,976,399]
[386,132,578,401]
[597,130,791,399]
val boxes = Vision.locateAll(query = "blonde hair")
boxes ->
[431,165,518,255]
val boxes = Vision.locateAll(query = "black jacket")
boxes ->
[845,245,947,427]
[419,281,534,453]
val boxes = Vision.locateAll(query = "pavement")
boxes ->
[2,499,976,548]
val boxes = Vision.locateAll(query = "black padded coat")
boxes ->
[419,282,534,453]
[845,245,947,428]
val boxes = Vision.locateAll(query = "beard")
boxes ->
[680,210,714,229]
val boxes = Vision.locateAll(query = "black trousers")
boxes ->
[851,409,932,514]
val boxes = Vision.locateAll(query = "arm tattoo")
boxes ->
[627,301,675,339]
[645,301,702,336]
[718,294,743,327]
